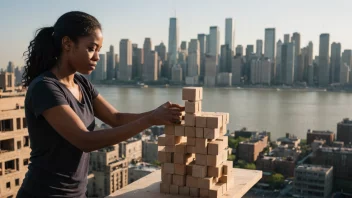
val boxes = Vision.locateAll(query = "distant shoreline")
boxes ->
[92,83,350,93]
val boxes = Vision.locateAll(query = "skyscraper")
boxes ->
[264,28,275,60]
[119,39,133,81]
[318,34,330,86]
[168,18,179,66]
[232,56,243,85]
[132,44,144,80]
[187,39,200,77]
[276,40,283,82]
[220,44,232,73]
[7,61,15,73]
[180,41,187,52]
[144,51,158,81]
[235,45,243,56]
[308,41,314,65]
[225,18,234,50]
[106,45,115,80]
[197,34,207,79]
[284,34,290,44]
[291,32,301,56]
[155,42,167,62]
[256,39,263,57]
[209,26,220,59]
[246,45,254,58]
[94,54,106,81]
[264,28,276,81]
[281,42,295,85]
[342,50,352,67]
[331,42,341,83]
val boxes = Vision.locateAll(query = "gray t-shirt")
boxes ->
[21,70,98,197]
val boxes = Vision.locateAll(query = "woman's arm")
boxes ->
[42,102,182,152]
[93,94,154,127]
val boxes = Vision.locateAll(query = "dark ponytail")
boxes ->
[22,11,102,87]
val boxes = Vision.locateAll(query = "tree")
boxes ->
[244,163,256,170]
[228,155,236,161]
[268,173,284,188]
[228,137,248,149]
[152,160,161,166]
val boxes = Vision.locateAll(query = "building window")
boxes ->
[16,118,21,130]
[23,159,29,166]
[15,179,20,186]
[23,136,29,147]
[6,182,11,189]
[0,119,13,132]
[22,118,27,128]
[17,141,21,150]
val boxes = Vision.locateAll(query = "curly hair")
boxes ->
[22,11,102,87]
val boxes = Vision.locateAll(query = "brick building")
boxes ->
[119,139,143,163]
[256,156,296,177]
[238,132,269,163]
[307,129,335,145]
[337,118,352,145]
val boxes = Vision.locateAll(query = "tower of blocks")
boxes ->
[157,87,234,197]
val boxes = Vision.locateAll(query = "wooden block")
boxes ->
[160,183,170,194]
[204,128,220,139]
[173,174,186,186]
[196,127,204,138]
[209,183,224,198]
[198,87,203,100]
[195,115,207,127]
[200,189,209,197]
[163,163,175,174]
[158,149,173,163]
[186,163,194,175]
[207,154,223,167]
[174,153,194,164]
[185,127,196,137]
[206,115,222,129]
[185,101,200,113]
[207,141,222,155]
[185,113,197,126]
[175,142,187,154]
[164,125,175,135]
[186,175,198,188]
[179,186,190,196]
[192,164,207,178]
[170,184,179,195]
[175,163,187,175]
[198,177,216,189]
[187,137,196,146]
[165,146,175,152]
[187,145,196,153]
[220,125,227,135]
[165,135,186,146]
[175,125,185,136]
[198,101,202,112]
[195,153,207,166]
[190,187,200,197]
[208,164,223,177]
[195,138,208,154]
[162,173,173,184]
[158,134,166,146]
[223,161,233,175]
[216,135,228,147]
[182,87,201,101]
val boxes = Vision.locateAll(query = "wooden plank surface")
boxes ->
[107,168,262,198]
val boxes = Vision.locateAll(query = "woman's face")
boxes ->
[67,28,103,74]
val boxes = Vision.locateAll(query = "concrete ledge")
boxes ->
[107,168,262,198]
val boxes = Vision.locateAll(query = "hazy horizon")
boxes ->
[1,0,351,69]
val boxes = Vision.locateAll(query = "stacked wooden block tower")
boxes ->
[158,87,234,197]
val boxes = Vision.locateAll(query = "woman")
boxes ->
[17,11,184,198]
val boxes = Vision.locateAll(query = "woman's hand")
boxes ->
[148,101,185,125]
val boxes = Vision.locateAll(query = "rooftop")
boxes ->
[296,164,333,172]
[307,130,334,135]
[320,147,352,153]
[340,118,352,125]
[107,168,262,198]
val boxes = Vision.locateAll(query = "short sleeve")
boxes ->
[30,80,69,118]
[77,74,99,99]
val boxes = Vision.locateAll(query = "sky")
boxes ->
[1,0,351,69]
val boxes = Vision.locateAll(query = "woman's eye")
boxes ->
[88,47,95,52]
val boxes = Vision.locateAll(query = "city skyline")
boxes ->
[1,0,351,69]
